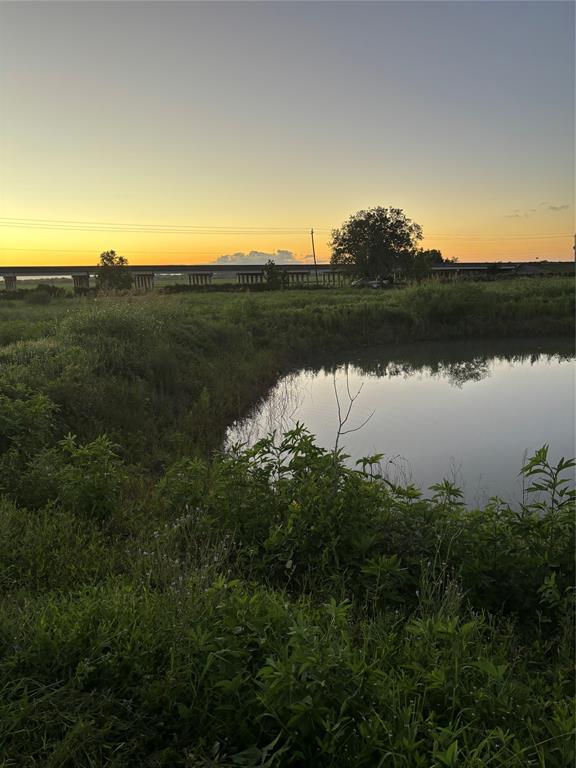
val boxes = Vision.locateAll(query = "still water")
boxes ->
[227,338,575,506]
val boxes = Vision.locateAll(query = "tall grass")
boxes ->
[0,278,573,462]
[0,279,573,766]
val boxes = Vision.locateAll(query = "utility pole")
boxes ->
[310,228,319,286]
[573,233,575,262]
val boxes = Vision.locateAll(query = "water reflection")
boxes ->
[228,373,307,445]
[227,337,575,506]
[341,357,492,387]
[318,337,574,388]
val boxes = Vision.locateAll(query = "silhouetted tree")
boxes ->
[408,251,434,283]
[330,207,423,279]
[407,248,446,283]
[96,251,132,290]
[264,259,286,289]
[420,248,444,265]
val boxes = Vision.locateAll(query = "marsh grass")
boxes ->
[0,278,573,461]
[0,279,574,766]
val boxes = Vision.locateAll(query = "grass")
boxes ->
[0,278,574,766]
[0,278,573,460]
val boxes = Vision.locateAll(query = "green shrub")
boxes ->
[156,456,208,515]
[10,433,126,522]
[0,390,58,495]
[0,578,573,767]
[53,434,127,521]
[23,288,52,305]
[0,499,111,593]
[0,282,573,766]
[0,389,56,455]
[160,430,575,633]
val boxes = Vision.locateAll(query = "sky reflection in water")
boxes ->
[228,338,575,507]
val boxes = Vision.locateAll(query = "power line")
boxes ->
[0,217,571,240]
[0,226,317,235]
[0,247,227,254]
[425,234,570,240]
[0,216,325,231]
[0,217,329,235]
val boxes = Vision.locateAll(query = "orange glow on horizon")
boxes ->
[2,3,572,272]
[0,227,572,267]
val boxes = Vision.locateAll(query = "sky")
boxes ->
[0,0,574,266]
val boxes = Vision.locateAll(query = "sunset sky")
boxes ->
[0,0,573,267]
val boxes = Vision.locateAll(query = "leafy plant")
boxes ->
[520,444,575,516]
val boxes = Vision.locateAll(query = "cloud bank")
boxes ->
[212,250,301,265]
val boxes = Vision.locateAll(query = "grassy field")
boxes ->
[0,278,574,766]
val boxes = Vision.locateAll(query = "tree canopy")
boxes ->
[96,251,132,290]
[264,259,287,289]
[405,248,450,283]
[419,248,444,266]
[330,207,424,279]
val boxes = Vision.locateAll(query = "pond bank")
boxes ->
[0,278,573,463]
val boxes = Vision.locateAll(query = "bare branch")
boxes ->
[333,372,343,427]
[340,409,376,436]
[333,369,372,453]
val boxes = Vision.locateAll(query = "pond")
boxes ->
[227,337,575,506]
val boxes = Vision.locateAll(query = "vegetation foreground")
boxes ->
[0,279,574,767]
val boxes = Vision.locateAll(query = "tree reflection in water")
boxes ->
[226,335,574,504]
[317,336,574,389]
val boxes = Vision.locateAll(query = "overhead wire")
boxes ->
[0,217,571,239]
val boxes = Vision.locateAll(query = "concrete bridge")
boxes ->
[0,263,348,292]
[0,261,572,292]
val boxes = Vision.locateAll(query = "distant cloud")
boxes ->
[505,202,570,218]
[212,249,300,265]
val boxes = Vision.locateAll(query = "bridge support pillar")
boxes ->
[72,273,90,293]
[188,272,213,286]
[288,272,310,286]
[3,275,17,291]
[237,272,263,285]
[321,271,344,286]
[134,272,155,291]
